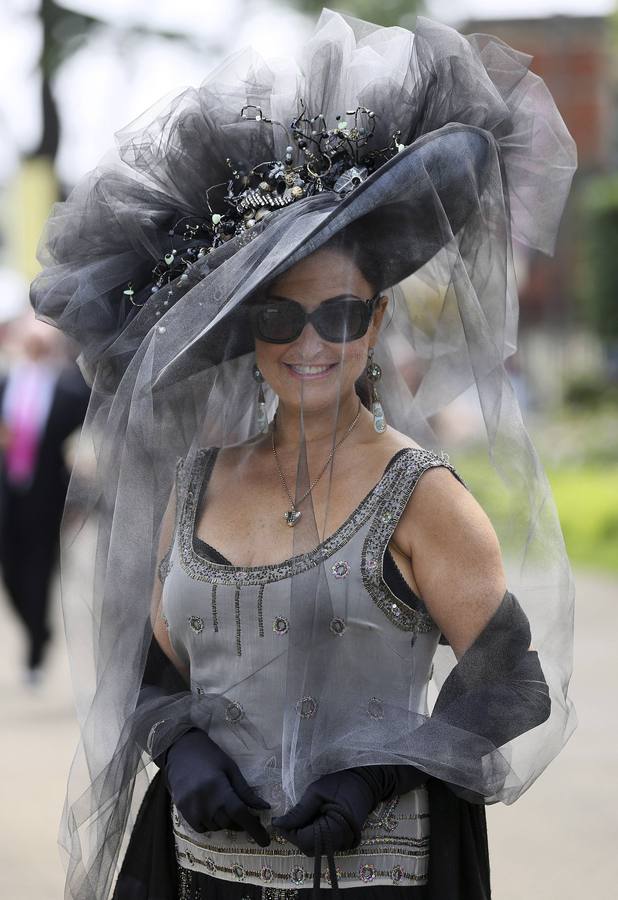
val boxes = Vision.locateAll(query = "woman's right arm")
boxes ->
[148,471,189,682]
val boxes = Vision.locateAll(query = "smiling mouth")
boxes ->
[283,362,338,378]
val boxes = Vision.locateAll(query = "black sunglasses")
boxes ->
[249,293,381,344]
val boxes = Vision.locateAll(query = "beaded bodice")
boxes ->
[159,446,462,891]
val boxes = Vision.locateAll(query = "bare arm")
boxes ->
[149,472,189,682]
[397,466,508,659]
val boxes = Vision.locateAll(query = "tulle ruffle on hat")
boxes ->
[31,13,575,388]
[29,10,576,900]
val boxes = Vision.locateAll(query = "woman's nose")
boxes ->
[292,321,327,356]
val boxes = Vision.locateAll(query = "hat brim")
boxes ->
[153,123,491,389]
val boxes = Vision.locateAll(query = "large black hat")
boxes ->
[31,15,573,390]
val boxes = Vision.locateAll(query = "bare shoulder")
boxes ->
[367,424,424,462]
[205,434,265,471]
[399,460,497,548]
[380,424,424,453]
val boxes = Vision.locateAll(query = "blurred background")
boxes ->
[0,1,616,898]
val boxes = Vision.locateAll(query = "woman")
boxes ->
[30,11,576,900]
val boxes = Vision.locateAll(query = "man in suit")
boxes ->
[0,316,90,683]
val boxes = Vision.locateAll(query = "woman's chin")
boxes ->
[274,383,355,416]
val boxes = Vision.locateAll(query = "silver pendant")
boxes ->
[284,509,301,527]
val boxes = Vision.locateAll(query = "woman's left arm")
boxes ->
[275,465,551,855]
[398,465,510,659]
[397,465,551,768]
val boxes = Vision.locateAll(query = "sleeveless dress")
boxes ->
[159,446,465,899]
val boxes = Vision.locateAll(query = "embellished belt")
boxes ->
[173,787,430,893]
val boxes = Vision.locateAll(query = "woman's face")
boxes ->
[254,247,387,415]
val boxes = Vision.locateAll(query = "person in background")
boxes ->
[0,313,89,684]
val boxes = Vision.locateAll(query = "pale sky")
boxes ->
[59,0,616,25]
[0,0,615,184]
[0,0,611,317]
[427,0,614,20]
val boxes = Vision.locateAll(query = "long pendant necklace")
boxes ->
[272,400,362,527]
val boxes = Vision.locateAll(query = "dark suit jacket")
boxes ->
[0,363,90,545]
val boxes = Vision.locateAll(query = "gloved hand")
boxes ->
[271,764,426,855]
[162,727,272,846]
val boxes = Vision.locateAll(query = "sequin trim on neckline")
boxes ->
[178,446,438,586]
[361,451,461,632]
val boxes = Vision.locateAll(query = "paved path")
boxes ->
[0,566,616,898]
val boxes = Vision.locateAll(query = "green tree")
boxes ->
[579,176,618,345]
[28,0,215,179]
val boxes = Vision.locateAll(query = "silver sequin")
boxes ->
[158,547,173,583]
[367,793,400,832]
[225,700,244,724]
[359,863,377,883]
[367,697,385,719]
[234,585,242,656]
[273,616,289,635]
[391,864,405,883]
[295,696,318,718]
[188,615,204,634]
[211,583,219,632]
[263,889,299,900]
[289,866,307,886]
[257,584,265,636]
[232,863,246,880]
[365,553,379,571]
[329,616,346,636]
[330,559,351,579]
[261,866,275,883]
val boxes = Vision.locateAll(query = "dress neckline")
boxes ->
[185,445,424,580]
[191,447,420,571]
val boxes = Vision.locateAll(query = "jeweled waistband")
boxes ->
[173,788,430,891]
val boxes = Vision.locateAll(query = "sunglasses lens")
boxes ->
[314,299,369,342]
[251,297,373,343]
[253,302,303,342]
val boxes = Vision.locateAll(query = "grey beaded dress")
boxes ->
[158,446,464,895]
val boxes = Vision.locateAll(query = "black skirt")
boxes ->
[113,772,490,900]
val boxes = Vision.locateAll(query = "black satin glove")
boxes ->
[137,638,271,847]
[162,727,272,846]
[271,764,427,855]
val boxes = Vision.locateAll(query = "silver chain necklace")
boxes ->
[272,400,362,527]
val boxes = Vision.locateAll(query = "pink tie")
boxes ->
[5,368,42,486]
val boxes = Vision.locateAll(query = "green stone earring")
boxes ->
[252,364,269,433]
[366,349,386,433]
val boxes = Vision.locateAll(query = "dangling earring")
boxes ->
[252,364,269,433]
[366,349,386,433]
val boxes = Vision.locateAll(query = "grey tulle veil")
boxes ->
[30,10,577,899]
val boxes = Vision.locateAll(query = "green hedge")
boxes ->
[454,452,618,573]
[546,465,618,572]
